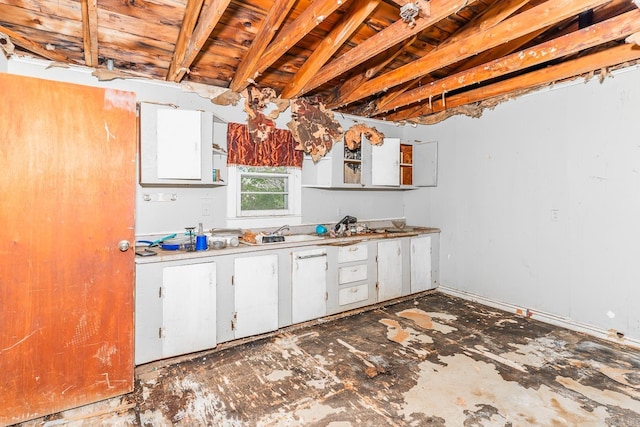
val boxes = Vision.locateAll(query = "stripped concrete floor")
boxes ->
[21,292,640,426]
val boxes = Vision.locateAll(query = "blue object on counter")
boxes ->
[315,224,328,235]
[195,235,208,251]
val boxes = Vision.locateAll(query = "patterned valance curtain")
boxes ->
[226,122,303,168]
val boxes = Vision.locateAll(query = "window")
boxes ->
[239,166,291,216]
[227,165,301,226]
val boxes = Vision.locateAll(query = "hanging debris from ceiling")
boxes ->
[287,97,343,163]
[0,32,15,56]
[344,123,385,150]
[242,85,289,144]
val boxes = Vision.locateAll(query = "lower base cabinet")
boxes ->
[377,239,403,301]
[135,259,216,365]
[233,254,279,339]
[410,235,433,292]
[292,248,328,324]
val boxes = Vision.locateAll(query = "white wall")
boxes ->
[403,66,640,342]
[6,57,406,236]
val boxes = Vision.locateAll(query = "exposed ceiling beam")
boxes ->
[325,35,418,108]
[0,25,72,63]
[342,0,613,105]
[171,0,232,82]
[298,0,480,95]
[254,0,354,81]
[167,0,206,81]
[373,0,531,111]
[80,0,99,67]
[377,8,640,115]
[281,0,381,99]
[230,0,298,92]
[388,43,640,122]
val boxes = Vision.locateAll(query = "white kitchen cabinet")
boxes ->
[233,254,279,339]
[291,248,327,324]
[330,242,377,312]
[371,137,400,186]
[410,235,433,293]
[139,102,227,186]
[162,263,217,358]
[135,258,217,365]
[302,137,437,189]
[377,239,403,301]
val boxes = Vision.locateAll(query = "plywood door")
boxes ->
[0,74,137,425]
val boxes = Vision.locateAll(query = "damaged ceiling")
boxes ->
[1,0,639,123]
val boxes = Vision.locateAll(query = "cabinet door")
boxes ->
[0,75,136,425]
[377,239,403,301]
[234,255,279,339]
[413,141,438,186]
[292,249,327,324]
[162,263,217,358]
[372,137,400,186]
[410,235,433,293]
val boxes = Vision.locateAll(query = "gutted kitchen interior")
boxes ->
[1,0,640,425]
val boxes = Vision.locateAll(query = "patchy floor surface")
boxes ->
[18,292,640,426]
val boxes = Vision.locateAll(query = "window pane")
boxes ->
[241,193,288,211]
[239,166,287,174]
[241,176,287,192]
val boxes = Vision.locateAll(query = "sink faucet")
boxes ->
[270,225,290,236]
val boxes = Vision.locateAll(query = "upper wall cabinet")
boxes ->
[302,137,437,189]
[139,102,227,186]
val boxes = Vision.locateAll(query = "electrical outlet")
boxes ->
[550,209,559,222]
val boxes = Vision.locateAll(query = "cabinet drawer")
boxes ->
[338,244,368,263]
[339,284,369,306]
[338,264,367,284]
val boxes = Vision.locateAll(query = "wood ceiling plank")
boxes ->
[326,35,418,107]
[80,0,98,67]
[0,25,73,63]
[255,0,354,78]
[377,8,640,114]
[230,0,298,92]
[298,0,481,95]
[390,43,640,122]
[373,0,531,111]
[343,0,612,105]
[175,0,233,81]
[281,0,381,99]
[167,0,206,81]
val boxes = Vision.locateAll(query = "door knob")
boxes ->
[118,240,131,252]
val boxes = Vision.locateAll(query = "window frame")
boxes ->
[227,165,302,227]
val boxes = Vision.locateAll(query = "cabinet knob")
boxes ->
[118,240,131,252]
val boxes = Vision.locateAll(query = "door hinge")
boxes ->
[231,275,234,285]
[375,281,379,290]
[325,262,328,271]
[231,320,235,331]
[158,327,165,338]
[159,286,163,298]
[325,291,328,301]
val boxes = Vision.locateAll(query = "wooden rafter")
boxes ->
[254,0,354,82]
[388,44,640,122]
[230,0,298,92]
[280,0,381,99]
[167,0,206,81]
[80,0,99,67]
[325,35,418,108]
[0,25,72,63]
[170,0,232,82]
[376,8,640,115]
[297,0,482,96]
[342,0,613,105]
[372,0,531,112]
